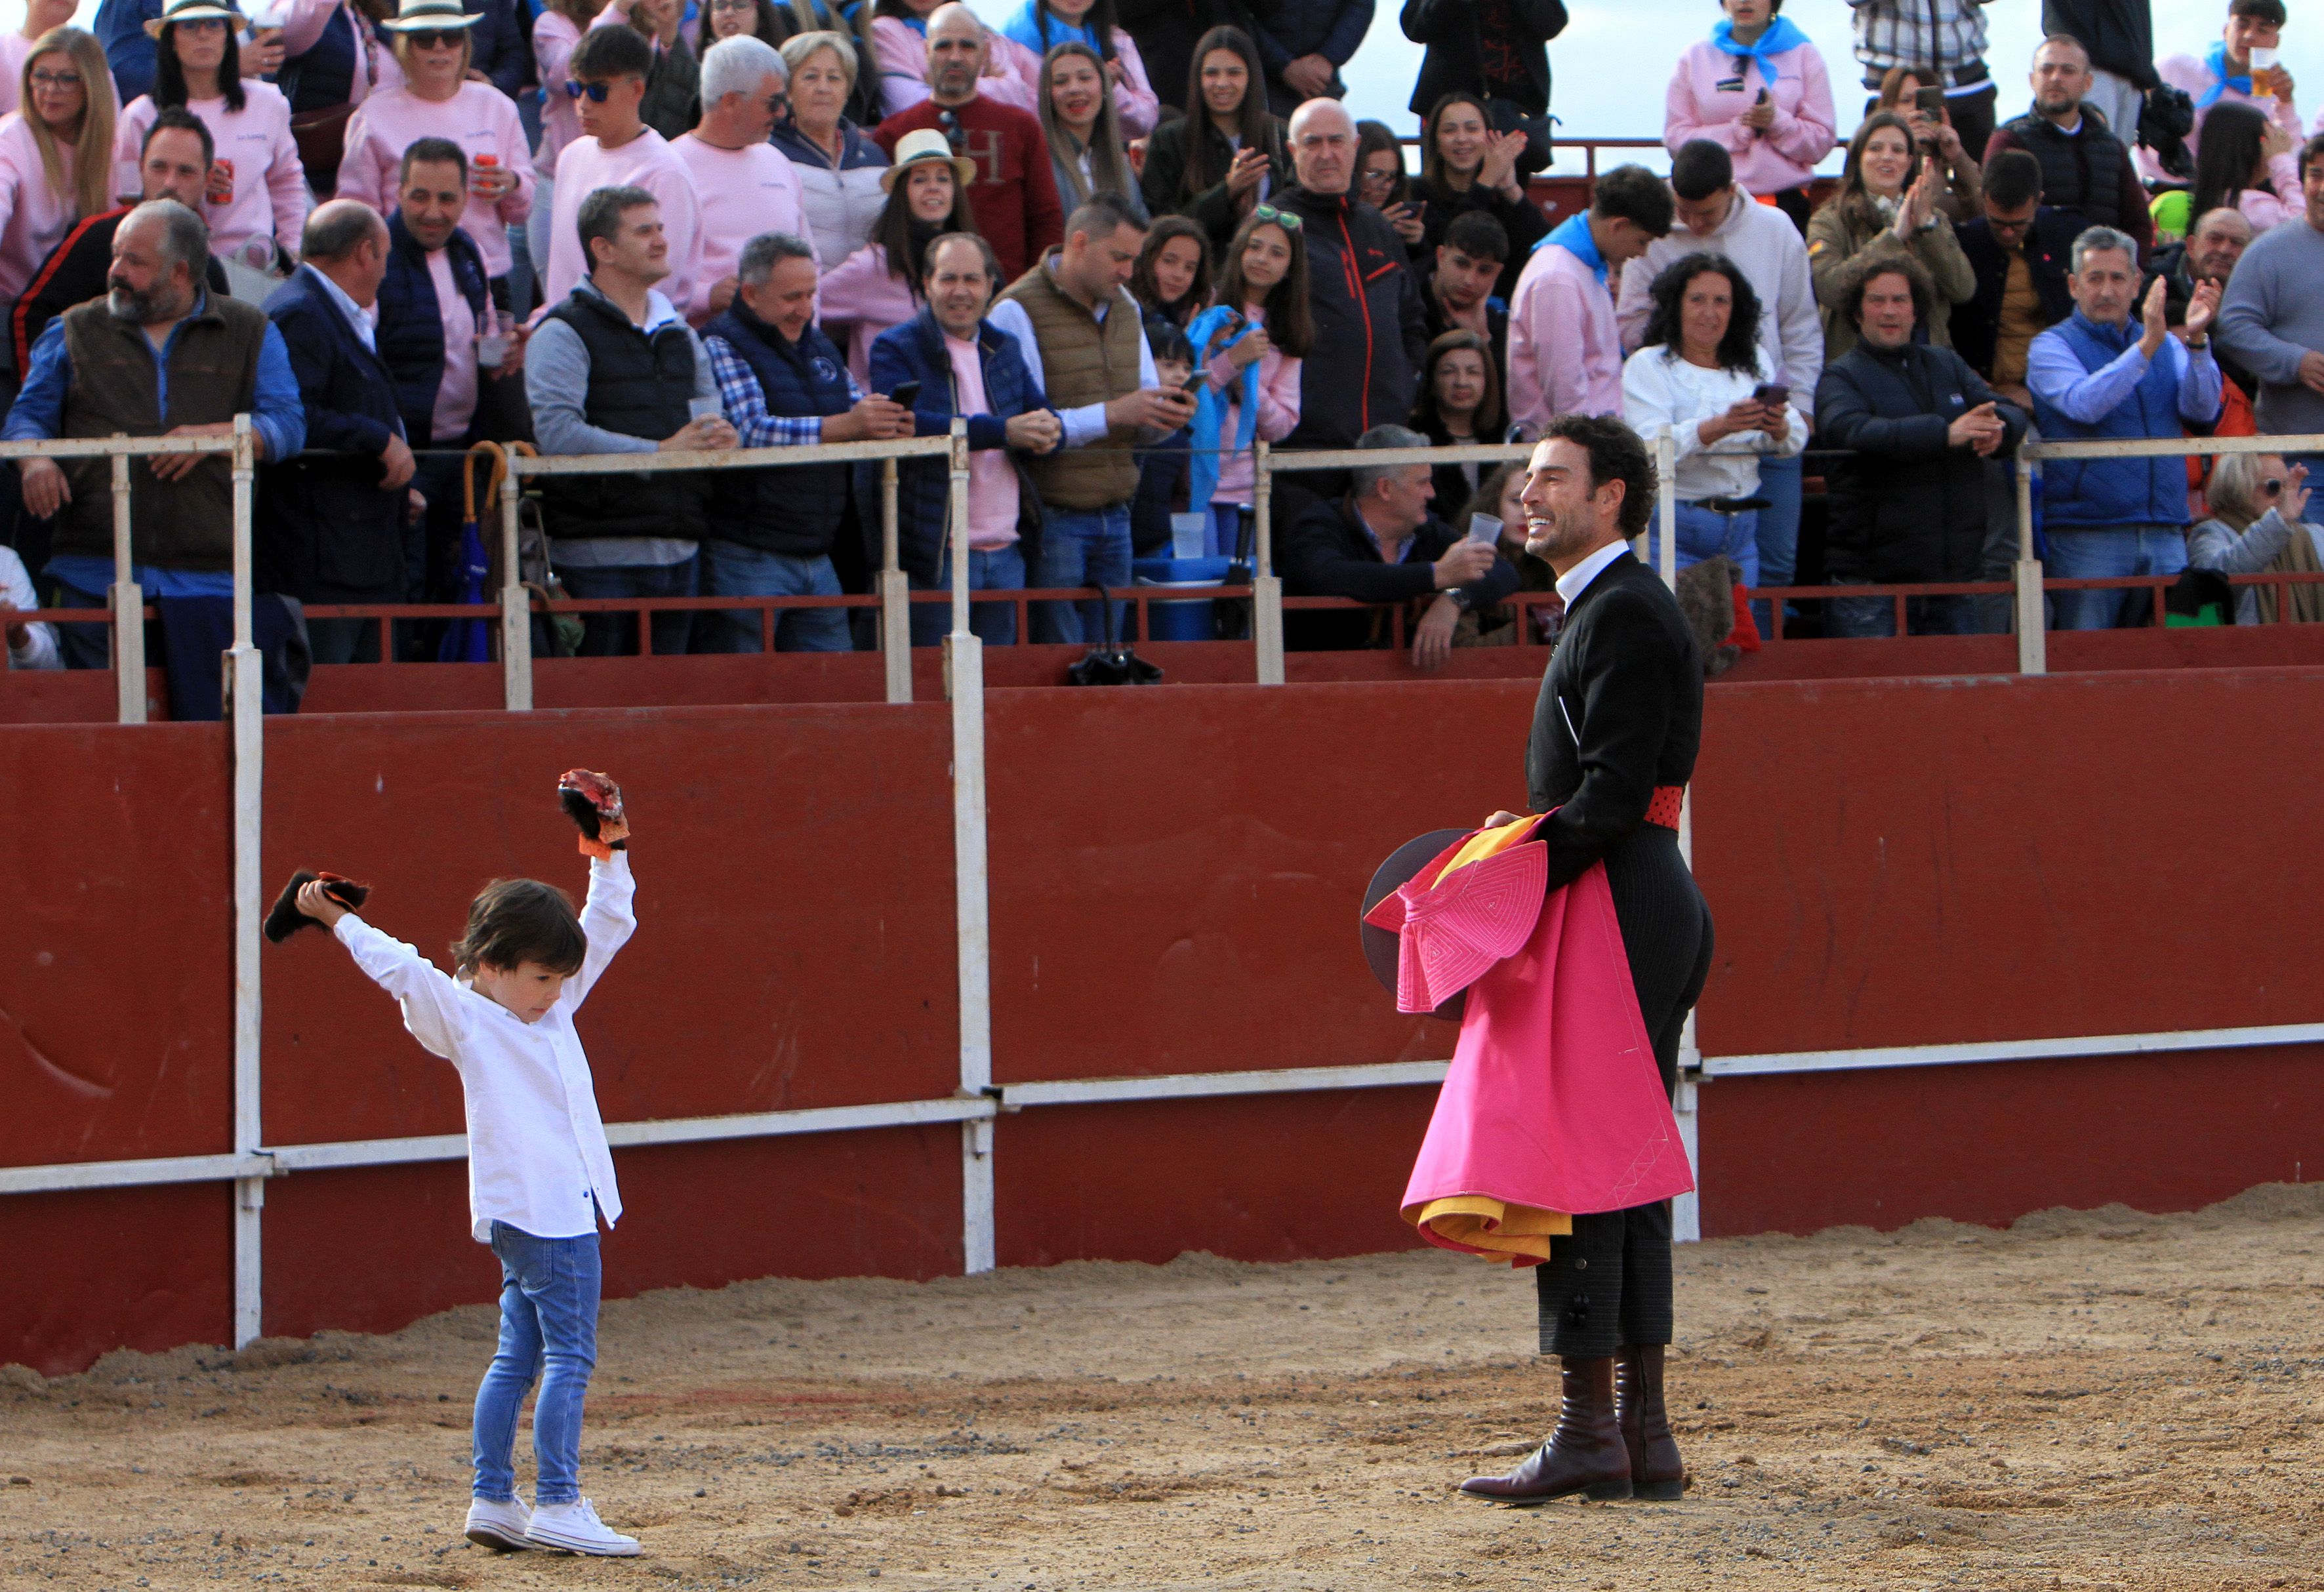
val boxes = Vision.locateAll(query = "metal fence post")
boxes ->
[1253,439,1284,684]
[942,416,994,1274]
[2014,451,2046,675]
[1655,431,1678,591]
[500,455,532,710]
[109,447,144,724]
[879,454,910,703]
[227,414,266,1346]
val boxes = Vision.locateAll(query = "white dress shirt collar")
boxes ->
[304,262,379,353]
[1555,539,1631,607]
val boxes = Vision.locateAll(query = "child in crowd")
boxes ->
[1131,321,1194,556]
[292,772,643,1558]
[1188,205,1307,558]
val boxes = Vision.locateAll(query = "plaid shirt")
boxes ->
[1848,0,1990,77]
[704,333,865,449]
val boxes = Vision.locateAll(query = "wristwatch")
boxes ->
[1446,586,1475,612]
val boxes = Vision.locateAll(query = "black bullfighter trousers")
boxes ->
[1533,827,1714,1357]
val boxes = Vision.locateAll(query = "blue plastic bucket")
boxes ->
[1132,556,1233,641]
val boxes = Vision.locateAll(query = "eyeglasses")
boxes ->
[710,0,757,10]
[564,79,613,100]
[1358,167,1398,190]
[403,28,461,48]
[28,70,81,90]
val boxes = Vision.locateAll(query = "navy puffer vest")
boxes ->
[377,213,490,447]
[540,287,707,541]
[701,302,854,557]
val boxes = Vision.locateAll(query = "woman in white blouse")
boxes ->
[1620,251,1806,587]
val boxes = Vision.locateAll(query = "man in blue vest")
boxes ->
[700,231,912,652]
[2027,223,2223,629]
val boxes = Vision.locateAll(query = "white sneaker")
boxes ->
[524,1497,641,1556]
[463,1494,533,1552]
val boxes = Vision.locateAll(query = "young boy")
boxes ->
[296,794,641,1557]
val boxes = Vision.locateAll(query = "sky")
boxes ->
[8,0,2317,172]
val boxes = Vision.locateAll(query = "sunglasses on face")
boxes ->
[565,79,613,100]
[1252,203,1299,231]
[2262,478,2285,496]
[1358,167,1397,189]
[173,18,227,33]
[405,29,462,48]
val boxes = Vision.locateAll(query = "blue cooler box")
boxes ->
[1131,556,1234,641]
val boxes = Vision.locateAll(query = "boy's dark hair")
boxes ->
[1593,163,1676,237]
[1667,139,1733,202]
[1540,413,1657,539]
[571,21,654,82]
[2230,0,2287,27]
[452,879,588,975]
[142,105,214,167]
[1442,209,1509,264]
[1146,321,1193,364]
[1983,148,2043,210]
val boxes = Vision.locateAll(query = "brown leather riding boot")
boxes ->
[1616,1343,1685,1500]
[1459,1356,1631,1503]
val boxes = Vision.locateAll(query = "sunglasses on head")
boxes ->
[564,78,613,100]
[1252,204,1300,231]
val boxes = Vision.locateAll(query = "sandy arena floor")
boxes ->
[5,1186,2323,1591]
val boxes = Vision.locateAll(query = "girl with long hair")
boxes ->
[1805,109,1973,357]
[1137,24,1286,257]
[338,1,534,293]
[1038,40,1145,219]
[1186,204,1307,555]
[992,0,1156,136]
[0,26,114,389]
[1355,117,1424,252]
[2189,100,2300,235]
[771,28,893,266]
[1129,213,1210,329]
[1621,253,1806,584]
[115,0,309,271]
[1414,91,1545,296]
[1412,327,1503,512]
[818,127,977,383]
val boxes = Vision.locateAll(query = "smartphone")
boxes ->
[1913,85,1946,118]
[888,380,920,409]
[1179,373,1206,395]
[1751,382,1790,407]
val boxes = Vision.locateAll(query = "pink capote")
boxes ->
[1366,819,1694,1264]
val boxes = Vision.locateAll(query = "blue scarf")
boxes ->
[1186,303,1261,510]
[1000,0,1101,58]
[1534,209,1605,285]
[1709,14,1810,86]
[2199,40,2253,110]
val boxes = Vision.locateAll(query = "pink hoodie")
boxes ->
[988,27,1156,139]
[0,113,82,308]
[815,241,916,386]
[872,15,1039,119]
[1202,304,1298,504]
[542,125,699,312]
[672,132,813,324]
[338,81,534,277]
[116,85,311,267]
[532,9,582,180]
[1506,238,1623,430]
[1663,37,1835,198]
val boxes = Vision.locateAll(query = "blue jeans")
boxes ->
[1752,453,1802,630]
[1032,502,1133,644]
[1645,501,1759,586]
[47,580,112,670]
[699,540,852,654]
[1824,586,1980,638]
[558,556,699,657]
[908,541,1024,646]
[2043,525,2188,630]
[474,1221,600,1507]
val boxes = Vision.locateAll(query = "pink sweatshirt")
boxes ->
[945,326,1019,550]
[543,126,700,312]
[2139,54,2304,182]
[116,85,310,266]
[424,243,481,442]
[2232,150,2304,234]
[338,81,534,277]
[532,9,582,180]
[1507,239,1623,430]
[872,15,1039,119]
[815,241,917,387]
[1202,304,1297,504]
[988,27,1156,139]
[1663,38,1835,199]
[671,132,812,324]
[0,114,80,309]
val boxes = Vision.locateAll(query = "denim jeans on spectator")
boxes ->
[307,616,384,664]
[908,541,1025,646]
[2043,525,2187,630]
[1824,585,1981,638]
[1644,501,1760,587]
[472,1220,600,1507]
[1033,502,1133,643]
[699,540,852,654]
[558,556,699,657]
[1977,453,2022,634]
[1751,453,1801,632]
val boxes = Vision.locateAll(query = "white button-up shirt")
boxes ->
[333,853,636,1242]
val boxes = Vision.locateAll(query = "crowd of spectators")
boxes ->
[8,0,2324,677]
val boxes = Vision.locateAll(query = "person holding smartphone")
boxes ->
[1663,0,1835,235]
[1875,66,1984,220]
[1806,110,1976,359]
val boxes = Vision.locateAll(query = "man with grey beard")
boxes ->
[4,199,304,668]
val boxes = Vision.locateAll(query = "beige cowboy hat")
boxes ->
[378,0,483,32]
[145,0,243,37]
[881,127,977,194]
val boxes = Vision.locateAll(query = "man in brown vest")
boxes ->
[989,193,1196,643]
[7,199,305,668]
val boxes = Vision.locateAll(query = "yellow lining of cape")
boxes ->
[1407,1195,1574,1262]
[1437,813,1542,881]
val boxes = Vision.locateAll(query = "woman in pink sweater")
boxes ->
[1189,205,1304,556]
[0,26,115,383]
[115,0,309,270]
[817,129,974,384]
[338,0,533,285]
[1663,0,1834,233]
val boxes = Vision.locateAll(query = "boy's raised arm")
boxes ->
[568,850,638,1013]
[331,913,472,1062]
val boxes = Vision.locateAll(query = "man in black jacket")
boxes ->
[1280,424,1513,663]
[1950,148,2077,401]
[1460,413,1711,1507]
[2041,0,2155,143]
[260,202,416,664]
[1815,253,2026,638]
